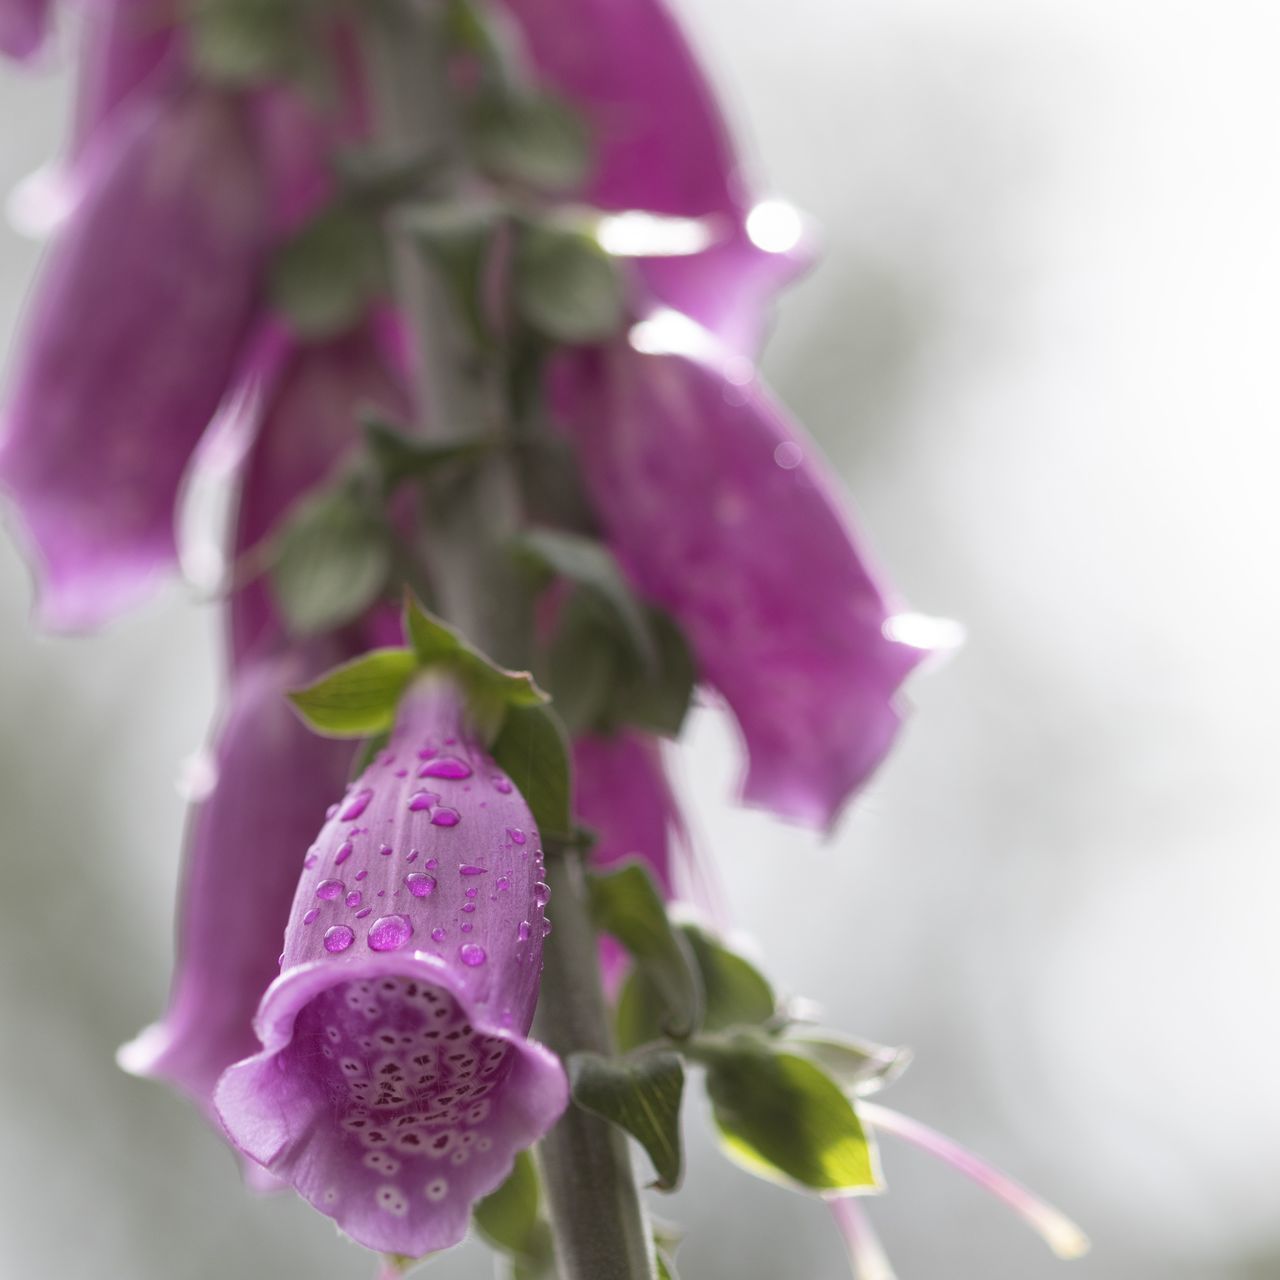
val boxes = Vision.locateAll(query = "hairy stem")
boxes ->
[366,5,655,1276]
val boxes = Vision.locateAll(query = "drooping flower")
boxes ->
[0,85,265,629]
[0,0,51,61]
[499,0,809,354]
[215,674,568,1255]
[553,331,934,831]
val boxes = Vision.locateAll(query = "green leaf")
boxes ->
[700,1039,880,1192]
[614,966,668,1055]
[469,92,591,192]
[269,204,384,338]
[784,1033,912,1097]
[608,606,697,738]
[473,1151,541,1256]
[569,1051,685,1191]
[589,862,700,1040]
[543,591,621,735]
[682,926,776,1032]
[269,487,390,636]
[656,1250,680,1280]
[514,224,625,344]
[362,415,497,489]
[402,595,547,717]
[399,200,500,345]
[490,703,572,839]
[287,648,419,738]
[517,529,654,668]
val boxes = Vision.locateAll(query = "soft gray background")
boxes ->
[2,1,1277,1277]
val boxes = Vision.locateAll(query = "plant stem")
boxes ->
[365,5,655,1276]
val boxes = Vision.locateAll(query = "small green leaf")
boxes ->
[517,529,654,668]
[589,862,700,1040]
[543,592,621,735]
[269,204,384,338]
[490,703,572,838]
[287,648,419,738]
[473,1151,541,1256]
[569,1051,685,1191]
[784,1033,912,1097]
[700,1039,880,1192]
[399,200,500,345]
[269,487,390,636]
[614,966,668,1055]
[362,415,497,489]
[470,92,591,192]
[608,606,697,737]
[682,925,776,1032]
[514,224,625,344]
[656,1250,680,1280]
[402,595,547,715]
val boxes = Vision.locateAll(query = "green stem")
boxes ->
[365,5,655,1277]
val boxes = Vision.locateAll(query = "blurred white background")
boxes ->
[2,1,1278,1277]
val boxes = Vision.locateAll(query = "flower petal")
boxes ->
[0,87,265,629]
[216,675,568,1255]
[0,0,51,61]
[555,338,929,830]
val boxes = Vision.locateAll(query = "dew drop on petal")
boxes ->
[340,788,374,820]
[518,921,531,941]
[507,827,526,845]
[492,776,512,794]
[355,869,368,881]
[534,882,551,907]
[334,840,354,866]
[496,876,510,891]
[458,943,486,967]
[431,807,461,827]
[324,925,355,953]
[378,842,394,857]
[542,918,553,937]
[431,926,447,942]
[303,908,320,925]
[405,873,437,898]
[345,891,363,908]
[419,756,472,780]
[459,865,487,877]
[408,791,439,812]
[368,914,413,951]
[316,880,344,901]
[355,906,372,919]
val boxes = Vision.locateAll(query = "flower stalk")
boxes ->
[364,2,656,1275]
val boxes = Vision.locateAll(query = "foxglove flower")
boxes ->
[554,333,931,830]
[500,0,808,354]
[0,0,50,61]
[215,675,568,1254]
[0,86,265,629]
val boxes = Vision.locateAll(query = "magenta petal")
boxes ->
[0,0,51,61]
[119,650,355,1121]
[0,87,265,630]
[215,676,568,1255]
[556,341,930,831]
[499,0,807,351]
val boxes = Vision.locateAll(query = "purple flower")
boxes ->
[0,86,265,630]
[0,0,50,61]
[553,333,934,830]
[215,675,568,1255]
[499,0,808,353]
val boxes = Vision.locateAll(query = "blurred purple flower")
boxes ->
[554,334,933,830]
[0,0,50,61]
[500,0,809,354]
[215,674,567,1254]
[0,86,265,629]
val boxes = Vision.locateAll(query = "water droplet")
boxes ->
[340,788,374,821]
[303,908,320,925]
[431,807,461,828]
[542,918,553,937]
[304,854,318,869]
[368,915,412,951]
[355,869,368,881]
[325,803,339,819]
[458,865,487,877]
[492,776,512,794]
[408,791,439,812]
[465,887,478,899]
[507,827,526,845]
[534,882,551,907]
[459,943,486,967]
[419,756,472,780]
[394,768,408,778]
[345,891,363,908]
[405,873,437,898]
[431,926,447,942]
[406,848,419,863]
[324,925,354,953]
[425,857,439,870]
[316,879,344,901]
[518,921,531,941]
[335,840,354,866]
[496,876,510,892]
[460,922,473,932]
[355,907,372,919]
[461,903,475,914]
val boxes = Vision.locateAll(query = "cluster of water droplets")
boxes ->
[297,974,515,1217]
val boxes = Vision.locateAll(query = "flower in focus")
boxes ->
[553,334,933,830]
[0,86,265,629]
[215,674,568,1254]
